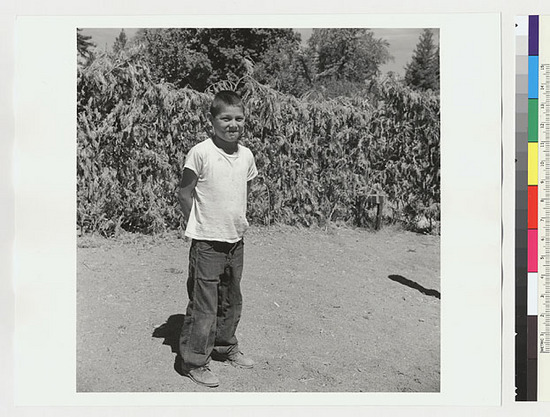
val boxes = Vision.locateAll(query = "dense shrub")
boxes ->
[77,50,210,234]
[77,49,440,235]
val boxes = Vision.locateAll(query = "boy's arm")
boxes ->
[177,168,198,224]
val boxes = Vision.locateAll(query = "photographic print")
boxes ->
[76,26,441,393]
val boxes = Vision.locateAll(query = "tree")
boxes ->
[309,29,391,82]
[134,28,301,92]
[77,28,95,59]
[404,29,439,92]
[250,34,312,97]
[137,29,213,91]
[299,28,392,99]
[113,29,128,53]
[198,28,301,87]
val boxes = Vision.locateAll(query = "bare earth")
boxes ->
[77,225,440,393]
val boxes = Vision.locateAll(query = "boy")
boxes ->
[176,90,258,388]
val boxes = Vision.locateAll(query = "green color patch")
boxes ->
[528,98,539,142]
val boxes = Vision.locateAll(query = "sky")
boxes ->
[80,27,439,77]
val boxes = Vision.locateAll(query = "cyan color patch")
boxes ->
[529,55,539,99]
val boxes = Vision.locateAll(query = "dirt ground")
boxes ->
[77,225,440,393]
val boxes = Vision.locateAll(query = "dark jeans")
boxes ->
[179,239,244,368]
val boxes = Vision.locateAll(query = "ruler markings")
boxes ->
[539,15,550,400]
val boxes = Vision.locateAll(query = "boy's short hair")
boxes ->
[210,90,244,117]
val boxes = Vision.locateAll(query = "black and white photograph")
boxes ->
[11,10,503,411]
[76,27,441,393]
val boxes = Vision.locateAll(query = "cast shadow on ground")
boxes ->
[152,314,185,354]
[388,274,441,299]
[152,314,229,377]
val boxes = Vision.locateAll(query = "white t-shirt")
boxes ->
[184,138,258,243]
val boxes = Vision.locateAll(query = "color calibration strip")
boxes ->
[529,14,539,401]
[517,15,550,401]
[516,16,529,401]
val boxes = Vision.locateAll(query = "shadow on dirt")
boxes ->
[152,314,229,378]
[152,314,185,353]
[388,274,441,299]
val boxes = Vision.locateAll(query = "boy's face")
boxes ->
[209,105,245,144]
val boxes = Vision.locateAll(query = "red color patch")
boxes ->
[529,186,538,229]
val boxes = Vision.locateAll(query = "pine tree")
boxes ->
[77,28,95,59]
[404,29,439,92]
[113,29,128,53]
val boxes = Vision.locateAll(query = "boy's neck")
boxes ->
[212,135,238,154]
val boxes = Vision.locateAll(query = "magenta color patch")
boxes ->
[528,229,538,272]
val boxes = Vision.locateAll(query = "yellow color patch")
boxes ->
[529,142,538,186]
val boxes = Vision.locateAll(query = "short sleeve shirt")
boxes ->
[184,138,258,243]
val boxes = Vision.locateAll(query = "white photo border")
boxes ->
[13,13,501,406]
